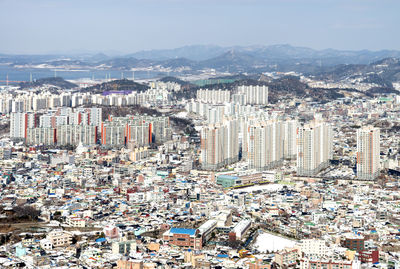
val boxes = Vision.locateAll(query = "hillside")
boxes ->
[313,58,400,89]
[19,77,77,89]
[79,79,149,94]
[170,75,350,103]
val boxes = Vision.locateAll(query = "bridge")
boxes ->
[0,80,25,84]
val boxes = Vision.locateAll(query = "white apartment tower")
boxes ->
[196,89,231,104]
[297,121,333,176]
[10,112,37,140]
[245,120,284,171]
[237,85,268,105]
[200,119,239,170]
[284,120,299,159]
[356,126,380,180]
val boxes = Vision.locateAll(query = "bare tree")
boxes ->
[13,206,41,221]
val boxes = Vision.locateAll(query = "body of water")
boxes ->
[0,66,174,85]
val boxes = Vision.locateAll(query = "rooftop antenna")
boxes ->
[121,72,124,79]
[6,74,8,86]
[132,71,135,81]
[30,73,33,83]
[54,70,57,78]
[109,73,111,81]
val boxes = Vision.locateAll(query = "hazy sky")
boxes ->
[0,0,399,54]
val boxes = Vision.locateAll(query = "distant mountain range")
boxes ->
[2,44,400,81]
[127,44,400,63]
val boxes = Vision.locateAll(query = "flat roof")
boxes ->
[169,228,197,236]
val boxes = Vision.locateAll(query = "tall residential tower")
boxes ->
[200,119,239,170]
[297,120,333,176]
[356,126,380,180]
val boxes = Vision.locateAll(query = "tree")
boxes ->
[211,232,216,239]
[13,206,40,221]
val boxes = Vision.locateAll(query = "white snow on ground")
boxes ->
[175,111,188,118]
[230,184,283,193]
[254,232,297,252]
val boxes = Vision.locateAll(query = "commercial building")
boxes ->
[216,175,239,188]
[216,172,263,188]
[343,234,365,252]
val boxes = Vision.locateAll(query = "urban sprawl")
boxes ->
[0,79,400,269]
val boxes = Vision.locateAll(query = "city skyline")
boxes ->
[1,0,400,267]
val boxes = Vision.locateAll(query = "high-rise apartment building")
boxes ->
[10,112,38,140]
[200,119,239,170]
[196,89,231,104]
[236,85,268,105]
[244,120,284,171]
[26,127,57,146]
[56,125,98,146]
[100,115,171,147]
[356,126,380,180]
[297,121,333,176]
[284,120,299,159]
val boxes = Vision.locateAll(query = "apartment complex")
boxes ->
[235,85,268,105]
[10,112,38,140]
[101,115,171,147]
[196,89,231,104]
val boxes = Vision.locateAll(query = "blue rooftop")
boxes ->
[217,254,229,258]
[217,175,238,180]
[170,228,197,236]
